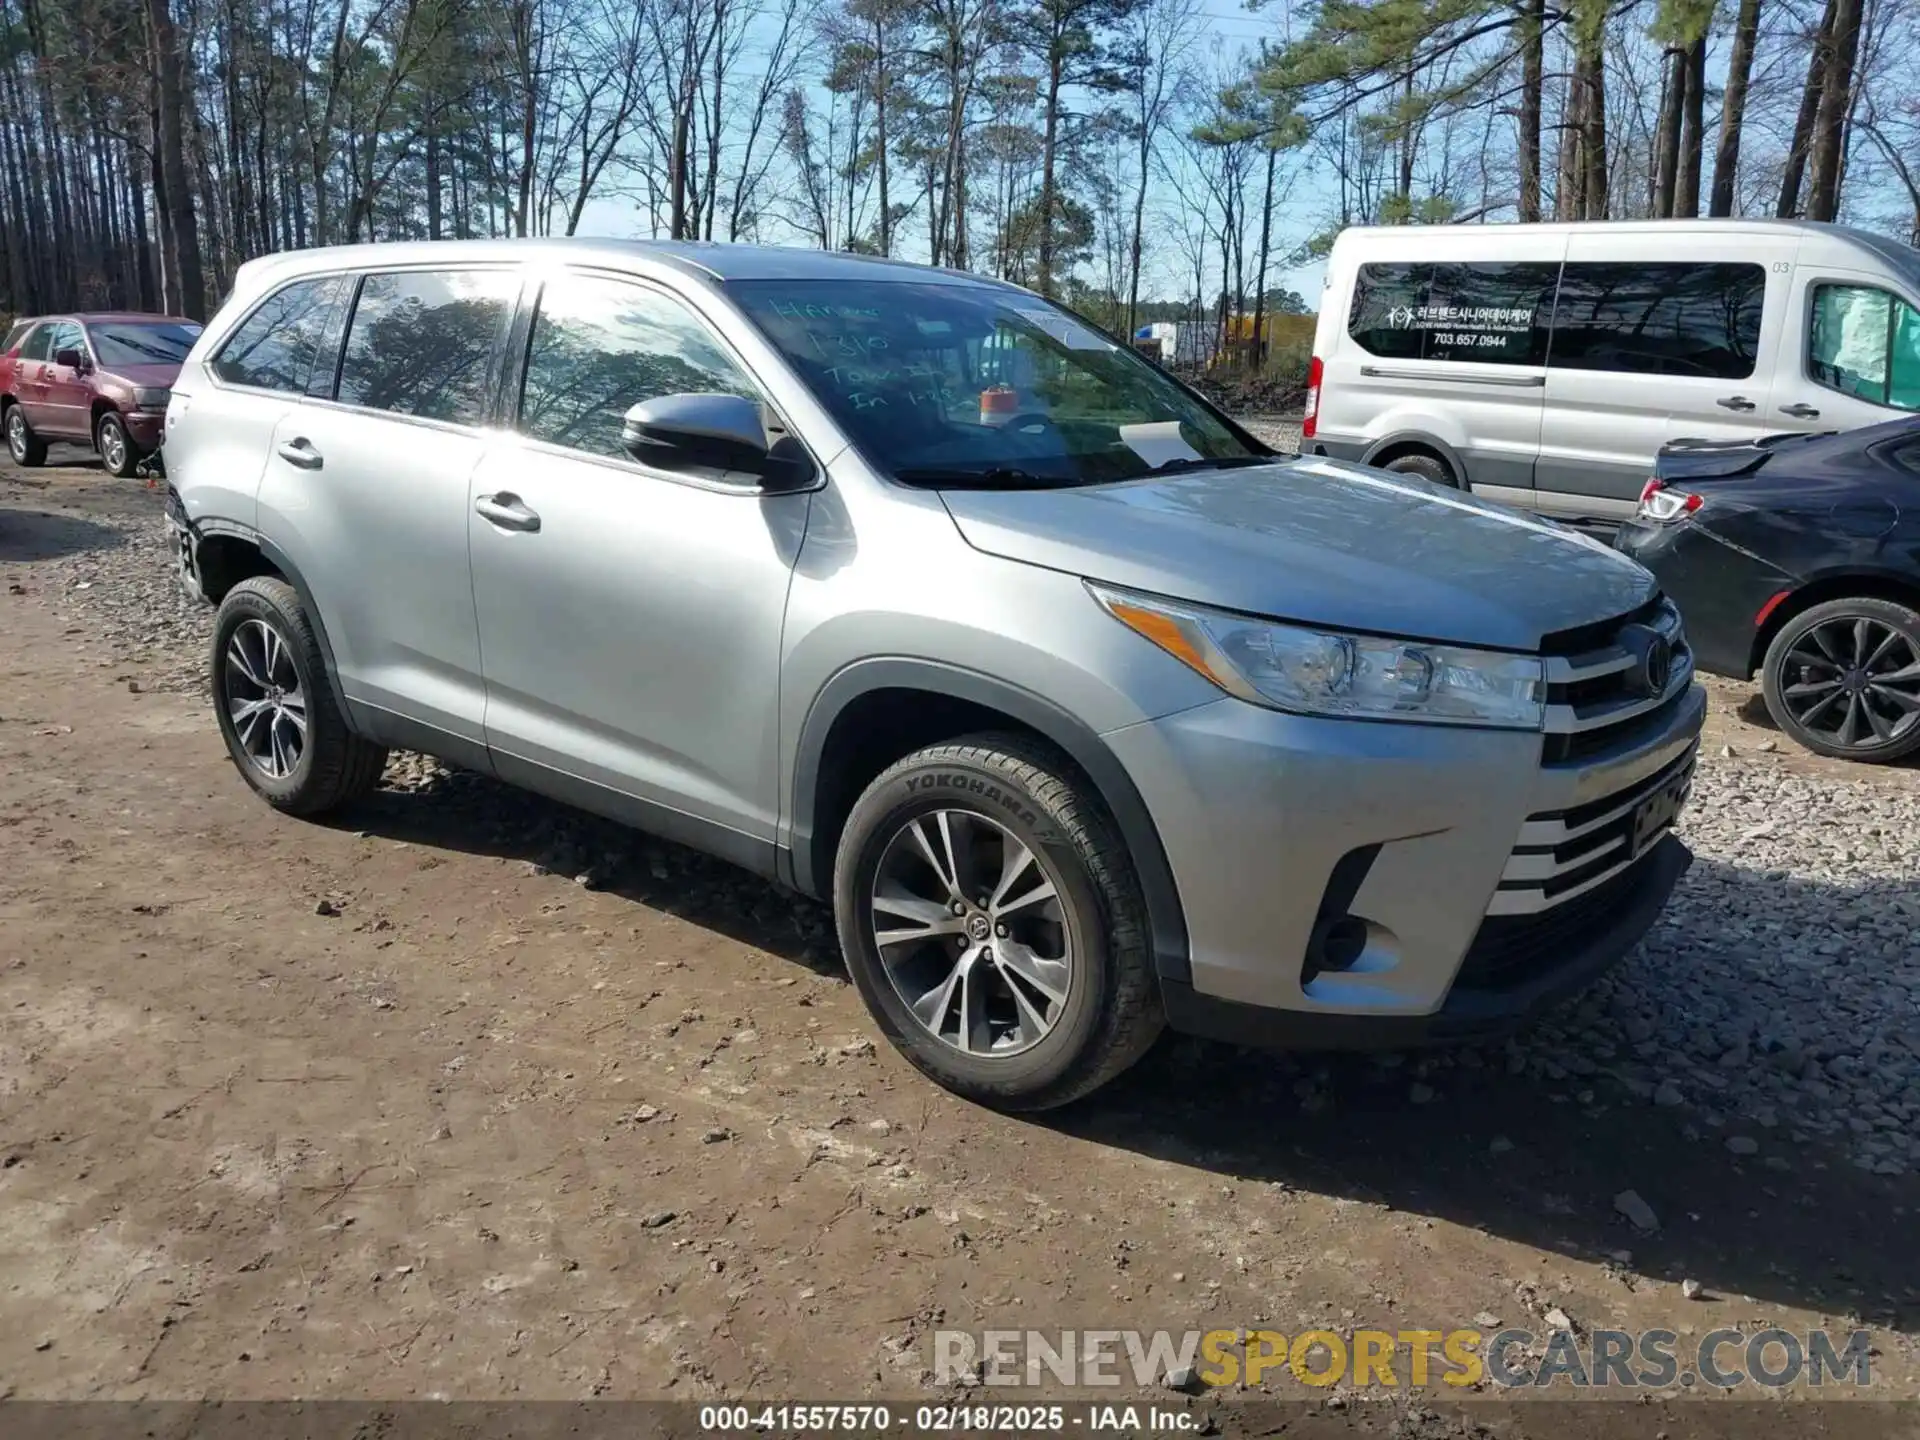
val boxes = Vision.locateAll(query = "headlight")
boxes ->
[133,387,171,411]
[1090,582,1546,730]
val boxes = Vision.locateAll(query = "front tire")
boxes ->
[1761,597,1920,763]
[211,577,388,814]
[5,404,47,467]
[96,412,139,479]
[833,734,1162,1110]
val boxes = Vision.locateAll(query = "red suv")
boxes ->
[1,312,203,477]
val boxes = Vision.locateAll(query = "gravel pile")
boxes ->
[15,492,1920,1175]
[28,504,215,698]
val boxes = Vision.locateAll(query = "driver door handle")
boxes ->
[1716,394,1756,411]
[275,438,323,470]
[475,492,541,532]
[1780,402,1821,419]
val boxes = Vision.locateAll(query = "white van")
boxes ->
[1302,220,1920,520]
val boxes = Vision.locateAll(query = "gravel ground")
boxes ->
[1240,415,1302,453]
[14,463,1919,1181]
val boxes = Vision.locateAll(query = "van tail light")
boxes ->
[1637,478,1702,523]
[1302,355,1323,440]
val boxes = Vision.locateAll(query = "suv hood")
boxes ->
[97,363,183,388]
[939,456,1657,651]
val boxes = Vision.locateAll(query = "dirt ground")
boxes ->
[1,462,1916,1431]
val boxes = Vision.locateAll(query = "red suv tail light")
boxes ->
[1637,478,1703,522]
[1302,355,1323,440]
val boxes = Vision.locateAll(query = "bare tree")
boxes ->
[1708,0,1761,215]
[1115,0,1198,336]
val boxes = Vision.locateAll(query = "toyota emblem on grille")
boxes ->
[1619,625,1673,699]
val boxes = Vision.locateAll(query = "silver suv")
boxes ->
[165,239,1704,1109]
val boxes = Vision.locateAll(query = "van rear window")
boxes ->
[1348,262,1555,365]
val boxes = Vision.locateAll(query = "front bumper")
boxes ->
[1161,835,1691,1048]
[123,411,165,449]
[1106,679,1704,1046]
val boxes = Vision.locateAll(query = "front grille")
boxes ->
[1540,596,1693,763]
[1487,751,1694,916]
[1457,846,1672,990]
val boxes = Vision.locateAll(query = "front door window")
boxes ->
[1809,284,1920,411]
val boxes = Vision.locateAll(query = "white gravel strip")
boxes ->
[15,474,1918,1176]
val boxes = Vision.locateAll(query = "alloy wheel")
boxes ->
[869,808,1073,1057]
[223,618,308,779]
[99,419,127,473]
[1777,614,1920,750]
[6,409,23,461]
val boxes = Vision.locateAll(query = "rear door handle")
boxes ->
[1780,402,1821,419]
[475,492,541,532]
[275,438,323,470]
[1716,395,1756,411]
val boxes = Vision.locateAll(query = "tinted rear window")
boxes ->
[1348,262,1556,365]
[335,269,517,425]
[1549,262,1765,379]
[213,277,349,392]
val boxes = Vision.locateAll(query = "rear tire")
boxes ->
[96,412,139,479]
[832,734,1162,1110]
[1380,451,1454,488]
[211,577,388,814]
[5,403,47,467]
[1761,597,1920,763]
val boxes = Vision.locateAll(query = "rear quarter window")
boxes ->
[212,276,352,393]
[1348,262,1555,365]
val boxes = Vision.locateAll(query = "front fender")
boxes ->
[785,657,1193,986]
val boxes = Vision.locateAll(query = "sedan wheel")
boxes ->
[1763,598,1920,762]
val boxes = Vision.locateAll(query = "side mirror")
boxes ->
[54,347,86,371]
[622,393,773,476]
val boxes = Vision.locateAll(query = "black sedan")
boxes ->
[1615,415,1920,764]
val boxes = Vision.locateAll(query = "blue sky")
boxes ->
[569,0,1331,310]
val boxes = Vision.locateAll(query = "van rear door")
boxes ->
[1535,229,1797,520]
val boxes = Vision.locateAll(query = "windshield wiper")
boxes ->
[894,465,1080,489]
[1146,454,1272,477]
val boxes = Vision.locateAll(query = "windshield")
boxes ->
[730,279,1263,487]
[87,320,202,368]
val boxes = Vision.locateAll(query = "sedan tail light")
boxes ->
[1302,354,1323,440]
[1637,478,1702,522]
